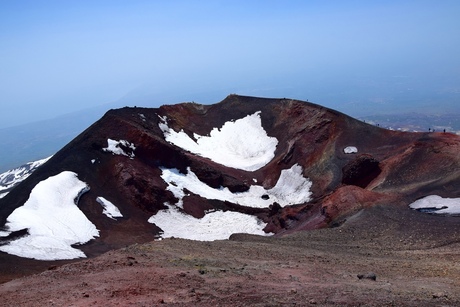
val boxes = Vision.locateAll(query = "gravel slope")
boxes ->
[0,205,459,306]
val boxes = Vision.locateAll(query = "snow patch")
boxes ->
[267,164,313,205]
[344,146,358,154]
[154,163,311,241]
[409,195,460,215]
[159,112,278,171]
[0,156,52,195]
[103,139,136,159]
[161,163,311,209]
[148,205,270,241]
[0,171,99,260]
[96,197,123,219]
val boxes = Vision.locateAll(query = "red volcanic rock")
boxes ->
[1,94,460,263]
[319,185,396,224]
[182,195,215,218]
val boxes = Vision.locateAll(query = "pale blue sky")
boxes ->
[1,0,459,128]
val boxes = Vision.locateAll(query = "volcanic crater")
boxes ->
[0,95,459,306]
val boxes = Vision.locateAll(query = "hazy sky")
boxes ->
[1,0,459,129]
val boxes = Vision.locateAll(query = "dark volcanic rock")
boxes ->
[357,272,377,281]
[1,94,460,263]
[342,154,381,188]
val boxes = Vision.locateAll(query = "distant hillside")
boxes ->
[360,113,460,134]
[0,108,104,173]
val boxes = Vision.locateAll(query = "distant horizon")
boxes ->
[1,90,460,131]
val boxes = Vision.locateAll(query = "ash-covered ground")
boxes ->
[0,205,458,307]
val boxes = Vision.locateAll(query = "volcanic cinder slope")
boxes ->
[0,95,459,280]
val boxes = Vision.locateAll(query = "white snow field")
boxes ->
[96,197,123,219]
[161,163,312,209]
[409,195,460,215]
[343,146,358,154]
[103,139,136,159]
[152,163,312,240]
[148,205,270,241]
[0,156,52,196]
[0,171,99,260]
[159,112,278,171]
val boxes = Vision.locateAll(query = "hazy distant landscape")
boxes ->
[360,113,460,133]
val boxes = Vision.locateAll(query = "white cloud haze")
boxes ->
[0,1,459,128]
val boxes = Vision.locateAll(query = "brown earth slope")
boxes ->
[0,205,459,306]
